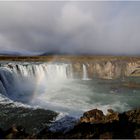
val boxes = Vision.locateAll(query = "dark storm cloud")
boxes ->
[0,1,140,55]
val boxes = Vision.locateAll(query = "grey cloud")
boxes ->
[0,1,139,55]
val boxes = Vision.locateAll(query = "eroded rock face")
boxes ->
[94,61,122,79]
[125,62,140,76]
[71,60,140,79]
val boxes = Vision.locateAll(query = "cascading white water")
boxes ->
[1,63,89,82]
[45,64,68,80]
[0,63,75,103]
[82,64,88,80]
[0,68,16,94]
[5,63,73,80]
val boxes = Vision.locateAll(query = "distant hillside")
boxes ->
[0,51,42,56]
[0,51,22,56]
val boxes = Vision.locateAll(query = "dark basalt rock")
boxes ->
[61,109,140,139]
[0,108,140,139]
[0,103,58,134]
[125,109,140,124]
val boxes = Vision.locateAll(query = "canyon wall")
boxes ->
[0,56,140,80]
[71,59,140,79]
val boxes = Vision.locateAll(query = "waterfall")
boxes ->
[0,63,77,103]
[82,64,89,80]
[3,63,73,80]
[0,62,80,101]
[45,64,68,80]
[0,67,19,97]
[0,63,73,95]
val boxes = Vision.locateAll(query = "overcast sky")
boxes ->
[0,1,140,55]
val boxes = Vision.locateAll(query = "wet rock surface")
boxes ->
[0,103,58,134]
[0,108,140,139]
[80,109,119,124]
[80,109,105,123]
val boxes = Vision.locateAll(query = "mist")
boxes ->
[0,1,140,55]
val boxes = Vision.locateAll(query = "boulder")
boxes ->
[105,109,119,123]
[80,109,105,123]
[125,109,140,124]
[80,109,119,124]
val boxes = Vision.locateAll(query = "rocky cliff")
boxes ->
[71,59,140,79]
